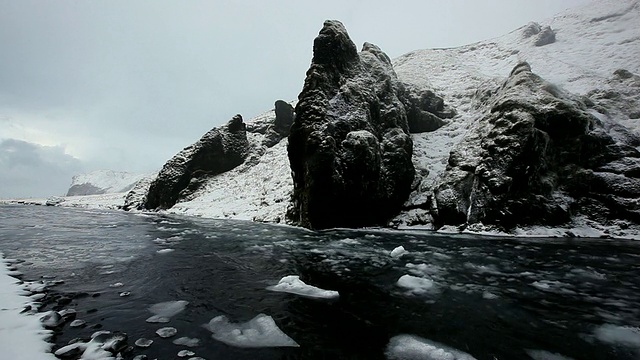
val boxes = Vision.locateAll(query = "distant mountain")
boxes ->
[66,170,148,196]
[130,0,639,238]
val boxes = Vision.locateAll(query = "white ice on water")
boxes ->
[593,324,640,349]
[0,253,57,360]
[204,313,299,348]
[266,275,339,299]
[385,334,477,360]
[390,246,408,258]
[526,349,575,360]
[146,300,188,323]
[396,275,437,295]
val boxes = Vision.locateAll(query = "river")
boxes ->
[0,204,639,360]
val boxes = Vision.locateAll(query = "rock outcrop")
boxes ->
[401,85,456,133]
[534,26,556,46]
[287,20,415,229]
[144,115,250,209]
[433,62,640,229]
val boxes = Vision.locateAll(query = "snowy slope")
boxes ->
[166,109,293,223]
[391,0,640,236]
[66,170,148,196]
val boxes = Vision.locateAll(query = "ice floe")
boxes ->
[593,324,640,349]
[156,326,178,338]
[396,275,437,295]
[173,336,201,347]
[385,334,477,359]
[267,275,339,299]
[390,246,408,258]
[146,300,188,323]
[204,313,299,348]
[526,349,575,360]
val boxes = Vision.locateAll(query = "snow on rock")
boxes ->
[66,170,148,196]
[392,0,640,237]
[204,314,299,348]
[266,275,339,299]
[167,132,293,223]
[0,252,57,360]
[146,300,188,323]
[287,20,416,229]
[385,334,477,360]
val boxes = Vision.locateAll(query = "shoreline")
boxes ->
[1,197,639,241]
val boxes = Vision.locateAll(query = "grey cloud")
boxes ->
[0,139,86,198]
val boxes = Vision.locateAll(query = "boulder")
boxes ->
[433,62,640,229]
[534,26,556,46]
[287,20,414,229]
[144,115,249,209]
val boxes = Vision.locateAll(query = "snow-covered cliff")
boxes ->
[33,0,638,239]
[66,170,148,196]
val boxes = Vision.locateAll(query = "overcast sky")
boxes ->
[0,0,591,198]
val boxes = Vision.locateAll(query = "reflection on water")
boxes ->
[1,205,640,359]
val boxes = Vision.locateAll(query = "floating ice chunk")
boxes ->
[146,315,170,323]
[390,246,408,258]
[119,291,131,297]
[482,291,498,300]
[526,349,575,360]
[156,327,178,338]
[386,334,477,359]
[70,319,86,327]
[178,350,195,357]
[135,338,153,348]
[173,337,201,347]
[109,282,124,288]
[594,324,640,348]
[397,275,436,295]
[266,275,339,299]
[204,314,299,348]
[157,248,175,254]
[146,300,188,323]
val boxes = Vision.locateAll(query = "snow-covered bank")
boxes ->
[0,253,56,360]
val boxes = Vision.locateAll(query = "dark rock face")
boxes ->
[66,183,105,196]
[401,85,456,133]
[434,62,640,229]
[534,26,556,46]
[144,115,249,209]
[287,20,414,229]
[264,100,295,147]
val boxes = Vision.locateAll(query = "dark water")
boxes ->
[1,204,639,360]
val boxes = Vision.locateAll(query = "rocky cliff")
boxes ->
[144,115,250,210]
[287,20,416,229]
[433,62,640,229]
[120,0,639,238]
